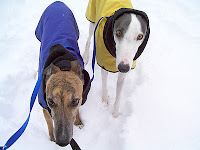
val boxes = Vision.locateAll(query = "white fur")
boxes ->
[83,14,144,118]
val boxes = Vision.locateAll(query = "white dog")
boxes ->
[83,0,150,117]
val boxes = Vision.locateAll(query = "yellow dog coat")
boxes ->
[86,0,150,73]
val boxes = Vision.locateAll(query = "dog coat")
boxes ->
[36,1,91,112]
[86,0,150,72]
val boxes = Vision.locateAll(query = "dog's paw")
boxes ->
[102,95,110,106]
[74,118,84,129]
[50,136,56,142]
[112,111,121,118]
[78,124,84,129]
[75,123,84,129]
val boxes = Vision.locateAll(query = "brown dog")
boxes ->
[36,2,91,147]
[42,62,84,145]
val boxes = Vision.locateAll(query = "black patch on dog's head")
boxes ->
[136,15,147,35]
[114,13,132,38]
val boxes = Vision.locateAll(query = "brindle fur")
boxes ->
[43,62,83,146]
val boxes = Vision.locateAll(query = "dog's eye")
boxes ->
[116,30,122,37]
[47,98,55,107]
[137,34,143,40]
[71,98,80,107]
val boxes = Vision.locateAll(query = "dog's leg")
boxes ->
[74,109,83,129]
[113,72,127,118]
[43,108,55,142]
[83,22,95,65]
[101,68,109,105]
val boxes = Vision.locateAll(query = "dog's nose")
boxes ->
[56,138,70,147]
[118,61,130,73]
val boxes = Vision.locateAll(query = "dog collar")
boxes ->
[103,8,150,60]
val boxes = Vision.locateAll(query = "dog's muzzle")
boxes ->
[55,121,73,147]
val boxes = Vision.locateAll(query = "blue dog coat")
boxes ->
[36,1,90,110]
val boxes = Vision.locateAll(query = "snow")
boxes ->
[0,0,200,150]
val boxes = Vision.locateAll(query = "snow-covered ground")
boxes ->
[0,0,200,150]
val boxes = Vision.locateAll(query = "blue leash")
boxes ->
[0,68,43,150]
[91,16,105,82]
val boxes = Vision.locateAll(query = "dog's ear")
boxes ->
[71,60,84,84]
[43,63,61,82]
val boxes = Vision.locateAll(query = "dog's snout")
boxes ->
[118,61,130,73]
[55,121,72,147]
